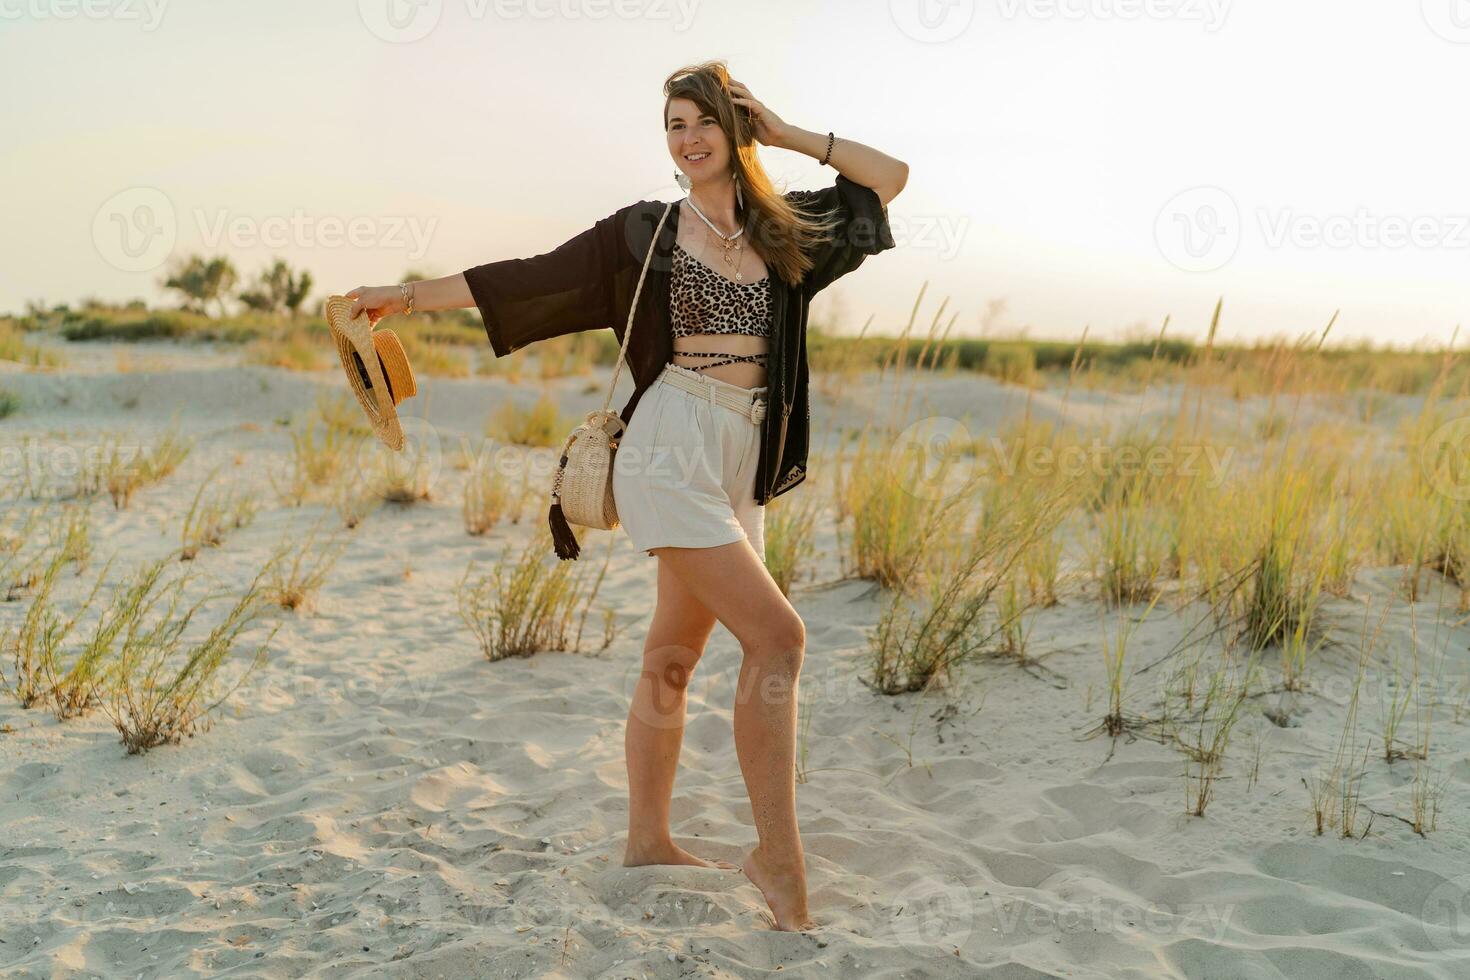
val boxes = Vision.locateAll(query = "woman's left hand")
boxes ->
[729,78,789,148]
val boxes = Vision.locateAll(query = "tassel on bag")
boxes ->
[548,500,580,559]
[547,444,582,560]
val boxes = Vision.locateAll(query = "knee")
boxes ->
[643,643,703,691]
[747,614,805,673]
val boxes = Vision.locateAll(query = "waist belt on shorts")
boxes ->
[659,365,768,425]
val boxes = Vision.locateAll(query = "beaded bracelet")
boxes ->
[819,131,836,166]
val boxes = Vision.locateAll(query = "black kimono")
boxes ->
[461,174,895,512]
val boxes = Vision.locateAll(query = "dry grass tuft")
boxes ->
[103,428,191,509]
[373,441,435,504]
[101,561,278,754]
[764,487,820,597]
[246,328,331,372]
[488,392,568,448]
[271,394,366,507]
[866,487,1073,694]
[263,523,347,613]
[456,529,617,660]
[463,458,516,536]
[0,549,103,708]
[180,468,259,559]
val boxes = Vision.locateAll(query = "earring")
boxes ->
[734,175,744,211]
[674,169,691,192]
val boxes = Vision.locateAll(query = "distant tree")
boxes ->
[161,255,238,318]
[239,259,313,318]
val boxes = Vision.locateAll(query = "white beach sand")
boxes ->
[1,343,1468,979]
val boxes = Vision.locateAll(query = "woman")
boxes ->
[346,61,907,932]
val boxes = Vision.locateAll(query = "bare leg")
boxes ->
[649,538,814,931]
[624,557,735,869]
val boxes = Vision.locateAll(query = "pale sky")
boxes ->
[3,0,1467,348]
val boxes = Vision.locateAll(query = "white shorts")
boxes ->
[612,363,767,561]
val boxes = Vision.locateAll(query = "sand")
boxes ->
[1,341,1468,979]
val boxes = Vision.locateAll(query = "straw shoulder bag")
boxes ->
[546,199,675,560]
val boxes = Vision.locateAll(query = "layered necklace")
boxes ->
[684,193,748,282]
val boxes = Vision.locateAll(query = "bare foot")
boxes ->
[623,840,738,869]
[742,847,815,931]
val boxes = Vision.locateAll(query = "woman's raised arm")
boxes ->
[725,78,909,208]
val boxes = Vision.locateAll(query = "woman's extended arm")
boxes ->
[458,209,630,358]
[345,274,472,327]
[345,204,636,353]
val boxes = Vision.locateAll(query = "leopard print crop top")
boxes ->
[669,241,772,372]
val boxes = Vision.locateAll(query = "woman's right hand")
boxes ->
[344,285,405,328]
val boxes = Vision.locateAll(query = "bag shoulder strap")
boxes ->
[602,199,676,414]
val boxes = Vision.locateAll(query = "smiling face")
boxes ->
[665,96,732,186]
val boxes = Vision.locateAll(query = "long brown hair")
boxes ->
[662,60,841,287]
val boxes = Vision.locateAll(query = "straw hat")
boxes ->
[324,294,417,451]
